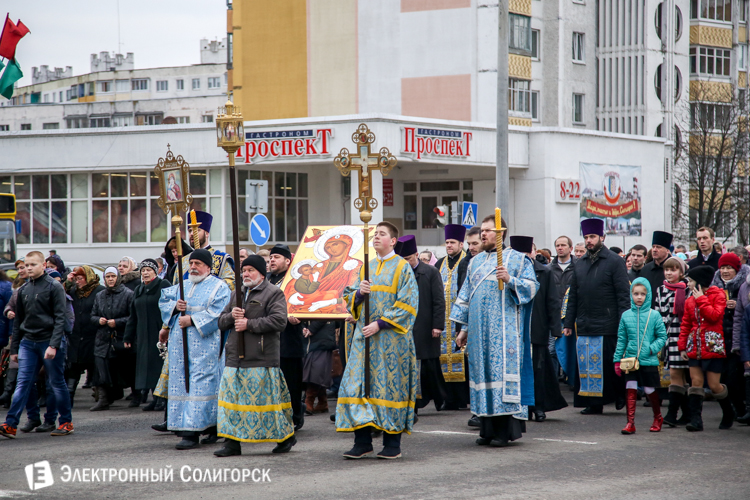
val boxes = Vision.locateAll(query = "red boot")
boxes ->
[621,388,637,435]
[647,391,663,432]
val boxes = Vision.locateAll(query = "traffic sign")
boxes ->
[461,202,478,229]
[250,214,270,246]
[245,179,269,213]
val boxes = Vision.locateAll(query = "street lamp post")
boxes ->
[216,97,245,358]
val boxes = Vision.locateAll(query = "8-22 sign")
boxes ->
[555,178,581,203]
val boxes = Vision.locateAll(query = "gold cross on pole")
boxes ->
[334,123,397,223]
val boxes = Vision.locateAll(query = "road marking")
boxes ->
[413,430,477,436]
[534,438,598,445]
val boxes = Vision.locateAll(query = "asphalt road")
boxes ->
[0,387,748,499]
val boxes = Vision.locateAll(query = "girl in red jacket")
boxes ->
[678,265,730,432]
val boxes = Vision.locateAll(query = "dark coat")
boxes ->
[91,284,133,358]
[267,271,304,358]
[123,278,172,390]
[549,256,575,337]
[120,271,141,291]
[68,284,105,364]
[10,274,68,355]
[627,266,645,282]
[411,261,445,360]
[457,253,473,292]
[563,245,630,337]
[531,260,561,345]
[164,236,193,285]
[218,279,288,368]
[305,320,338,352]
[0,280,12,348]
[688,250,721,271]
[639,258,669,307]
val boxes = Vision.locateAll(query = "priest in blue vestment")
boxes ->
[158,249,231,450]
[453,215,538,447]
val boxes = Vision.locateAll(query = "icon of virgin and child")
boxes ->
[282,225,367,316]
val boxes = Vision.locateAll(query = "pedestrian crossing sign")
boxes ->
[461,202,478,229]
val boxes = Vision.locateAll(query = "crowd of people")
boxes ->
[1,207,749,460]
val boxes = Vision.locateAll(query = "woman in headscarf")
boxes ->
[45,254,67,275]
[64,266,105,406]
[163,236,193,284]
[123,259,172,412]
[118,256,142,291]
[156,257,168,280]
[89,267,134,411]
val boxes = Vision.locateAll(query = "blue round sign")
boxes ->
[250,214,271,246]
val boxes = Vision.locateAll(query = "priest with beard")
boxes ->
[397,235,447,416]
[158,249,231,450]
[266,244,306,430]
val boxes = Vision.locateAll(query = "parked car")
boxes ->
[0,262,106,282]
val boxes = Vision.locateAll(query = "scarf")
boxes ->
[157,257,168,279]
[75,265,101,298]
[587,245,603,264]
[663,280,687,318]
[711,264,750,293]
[104,266,122,291]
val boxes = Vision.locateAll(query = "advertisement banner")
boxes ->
[580,163,641,236]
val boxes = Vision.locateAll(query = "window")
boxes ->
[531,90,540,121]
[115,79,130,92]
[43,123,59,130]
[43,94,50,103]
[208,77,221,89]
[136,114,162,126]
[176,79,184,90]
[690,0,732,21]
[509,14,531,53]
[20,124,31,130]
[66,117,87,129]
[740,44,748,70]
[98,81,113,93]
[573,32,585,62]
[176,116,190,124]
[112,115,133,127]
[508,78,531,113]
[742,0,748,21]
[0,125,8,131]
[690,102,732,130]
[201,114,214,123]
[690,46,731,76]
[192,78,201,90]
[531,29,540,60]
[573,93,585,123]
[59,91,63,102]
[10,174,69,245]
[156,80,168,92]
[90,117,110,128]
[131,79,149,91]
[227,32,233,69]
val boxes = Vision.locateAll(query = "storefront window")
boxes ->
[404,195,417,230]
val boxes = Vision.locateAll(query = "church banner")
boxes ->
[579,163,642,236]
[280,225,373,319]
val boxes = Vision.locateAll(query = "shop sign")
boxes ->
[401,127,472,160]
[237,128,334,164]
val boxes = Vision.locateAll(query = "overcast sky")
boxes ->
[7,0,227,87]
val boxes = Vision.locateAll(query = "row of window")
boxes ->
[508,80,585,124]
[525,28,586,64]
[2,114,212,131]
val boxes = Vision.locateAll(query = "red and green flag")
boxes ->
[0,14,30,100]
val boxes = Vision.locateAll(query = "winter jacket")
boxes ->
[411,261,445,360]
[639,258,670,307]
[678,286,727,360]
[267,272,304,358]
[740,305,750,363]
[67,284,105,365]
[688,250,721,271]
[614,278,668,366]
[711,264,749,353]
[550,256,576,303]
[218,279,288,368]
[0,280,12,348]
[531,259,561,344]
[120,271,141,292]
[91,283,133,358]
[733,275,750,358]
[305,320,338,352]
[9,273,68,355]
[563,245,631,336]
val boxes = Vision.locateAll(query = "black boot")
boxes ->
[676,385,692,425]
[737,377,750,425]
[686,387,704,432]
[715,384,735,430]
[663,384,687,427]
[142,394,158,411]
[153,396,166,412]
[214,438,242,457]
[128,388,142,407]
[0,367,17,407]
[66,377,79,408]
[36,378,47,408]
[89,387,110,411]
[272,435,297,453]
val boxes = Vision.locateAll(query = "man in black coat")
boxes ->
[457,226,482,291]
[563,218,630,415]
[549,235,576,386]
[267,243,306,431]
[639,231,673,307]
[397,236,446,415]
[627,244,648,281]
[512,237,567,422]
[688,226,721,270]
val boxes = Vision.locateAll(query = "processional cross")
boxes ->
[333,123,397,397]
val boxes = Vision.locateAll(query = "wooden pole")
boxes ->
[173,216,190,392]
[362,221,370,397]
[227,149,245,358]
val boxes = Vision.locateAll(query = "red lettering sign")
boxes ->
[401,127,472,160]
[238,128,333,164]
[383,179,394,207]
[584,199,640,218]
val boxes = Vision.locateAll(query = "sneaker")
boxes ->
[0,423,17,439]
[342,444,373,459]
[36,421,56,433]
[50,423,74,436]
[19,419,42,433]
[376,447,402,459]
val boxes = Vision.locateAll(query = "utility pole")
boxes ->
[496,0,510,216]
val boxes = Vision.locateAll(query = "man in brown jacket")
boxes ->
[214,255,296,456]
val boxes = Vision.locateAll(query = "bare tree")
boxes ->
[674,81,750,245]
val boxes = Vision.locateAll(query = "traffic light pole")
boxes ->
[496,0,510,216]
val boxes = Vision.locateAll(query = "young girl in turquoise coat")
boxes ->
[614,278,668,434]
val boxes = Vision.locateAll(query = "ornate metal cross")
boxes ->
[334,123,397,223]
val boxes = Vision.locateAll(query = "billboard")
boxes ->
[580,163,642,236]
